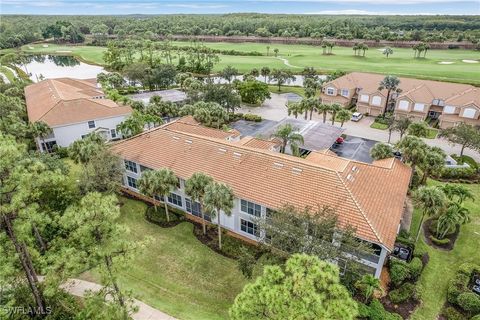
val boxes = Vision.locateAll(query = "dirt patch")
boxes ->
[462,59,479,63]
[423,218,460,251]
[381,296,420,319]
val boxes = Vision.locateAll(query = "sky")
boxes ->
[0,0,479,15]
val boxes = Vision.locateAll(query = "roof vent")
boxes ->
[233,152,242,158]
[218,148,227,153]
[185,139,192,144]
[292,167,303,174]
[351,166,358,172]
[347,174,355,181]
[172,136,180,140]
[273,162,284,169]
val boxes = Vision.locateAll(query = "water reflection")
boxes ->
[21,55,104,82]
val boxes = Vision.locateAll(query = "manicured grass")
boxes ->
[370,122,389,130]
[20,42,480,85]
[410,181,480,320]
[81,197,249,320]
[268,85,305,97]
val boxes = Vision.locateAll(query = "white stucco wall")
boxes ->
[40,115,129,150]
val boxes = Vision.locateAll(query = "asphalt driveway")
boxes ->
[330,136,377,163]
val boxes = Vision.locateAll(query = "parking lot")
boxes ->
[330,135,377,163]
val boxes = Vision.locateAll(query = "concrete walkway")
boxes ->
[237,97,480,162]
[60,279,177,320]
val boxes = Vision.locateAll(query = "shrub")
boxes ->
[470,315,480,320]
[390,260,410,287]
[243,113,262,122]
[145,205,184,225]
[442,306,467,320]
[447,273,470,304]
[457,292,480,313]
[408,257,423,280]
[369,299,403,320]
[53,145,69,158]
[388,283,416,304]
[429,219,456,237]
[413,246,427,259]
[237,247,256,279]
[429,235,451,245]
[458,263,480,276]
[440,167,477,179]
[357,302,371,318]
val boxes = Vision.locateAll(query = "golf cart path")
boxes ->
[61,278,177,320]
[276,56,302,68]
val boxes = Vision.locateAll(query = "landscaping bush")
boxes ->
[457,292,480,314]
[368,299,403,320]
[458,263,480,276]
[396,230,415,248]
[53,145,69,158]
[429,235,451,245]
[388,283,416,304]
[439,167,477,179]
[451,154,479,171]
[429,219,456,237]
[390,260,411,287]
[357,302,371,318]
[408,257,423,280]
[413,245,427,259]
[145,205,185,225]
[442,306,467,320]
[447,272,471,304]
[243,113,262,122]
[470,315,480,320]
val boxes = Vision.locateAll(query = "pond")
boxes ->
[20,55,105,82]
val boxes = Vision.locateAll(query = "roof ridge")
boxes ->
[336,171,384,245]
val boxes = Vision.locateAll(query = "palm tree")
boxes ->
[317,103,331,123]
[355,274,382,303]
[336,108,352,127]
[69,133,105,164]
[273,48,279,57]
[385,115,395,143]
[378,75,401,115]
[273,123,304,154]
[419,146,445,184]
[396,135,427,174]
[185,172,214,235]
[413,186,446,242]
[383,47,393,58]
[31,121,52,152]
[266,46,270,56]
[138,170,160,212]
[440,184,474,204]
[203,182,235,250]
[154,168,178,222]
[287,102,302,119]
[392,117,412,139]
[407,122,429,138]
[260,66,271,83]
[329,103,341,126]
[361,43,369,57]
[370,143,393,160]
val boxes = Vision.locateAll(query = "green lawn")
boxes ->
[268,84,306,97]
[20,42,480,85]
[410,181,480,320]
[81,197,249,320]
[425,128,438,139]
[370,122,389,130]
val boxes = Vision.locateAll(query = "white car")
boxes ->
[351,112,363,122]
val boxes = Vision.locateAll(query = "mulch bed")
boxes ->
[423,219,460,251]
[381,296,420,319]
[192,223,239,259]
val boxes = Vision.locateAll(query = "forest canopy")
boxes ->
[1,14,479,49]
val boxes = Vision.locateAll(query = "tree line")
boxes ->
[1,14,480,49]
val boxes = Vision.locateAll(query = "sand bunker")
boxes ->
[438,61,454,64]
[462,60,478,63]
[42,44,48,48]
[56,50,72,53]
[28,46,34,49]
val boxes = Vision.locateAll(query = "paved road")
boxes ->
[60,278,177,320]
[238,95,480,161]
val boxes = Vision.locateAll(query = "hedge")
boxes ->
[409,257,423,280]
[389,283,417,304]
[429,235,451,245]
[390,261,410,287]
[439,167,477,179]
[457,292,480,314]
[442,306,467,320]
[368,299,402,320]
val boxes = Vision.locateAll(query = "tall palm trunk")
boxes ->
[415,212,426,243]
[309,109,314,120]
[163,195,170,222]
[322,112,327,123]
[217,209,222,250]
[383,89,391,116]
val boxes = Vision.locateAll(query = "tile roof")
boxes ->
[25,78,132,127]
[162,116,241,140]
[110,124,411,250]
[238,136,280,151]
[326,72,479,106]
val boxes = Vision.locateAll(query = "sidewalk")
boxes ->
[60,279,177,320]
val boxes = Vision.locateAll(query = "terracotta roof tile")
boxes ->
[162,116,241,140]
[110,125,411,250]
[25,78,132,127]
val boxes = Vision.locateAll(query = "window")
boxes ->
[41,140,57,153]
[88,120,95,128]
[124,160,137,173]
[186,198,211,221]
[240,219,258,236]
[167,193,183,207]
[444,105,456,114]
[340,89,349,97]
[398,100,409,111]
[127,176,137,189]
[463,108,477,119]
[371,96,382,106]
[240,199,262,217]
[413,103,425,112]
[176,177,183,189]
[110,129,117,139]
[360,94,369,103]
[326,87,335,95]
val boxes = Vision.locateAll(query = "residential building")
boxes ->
[320,72,480,128]
[110,117,411,278]
[25,78,132,152]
